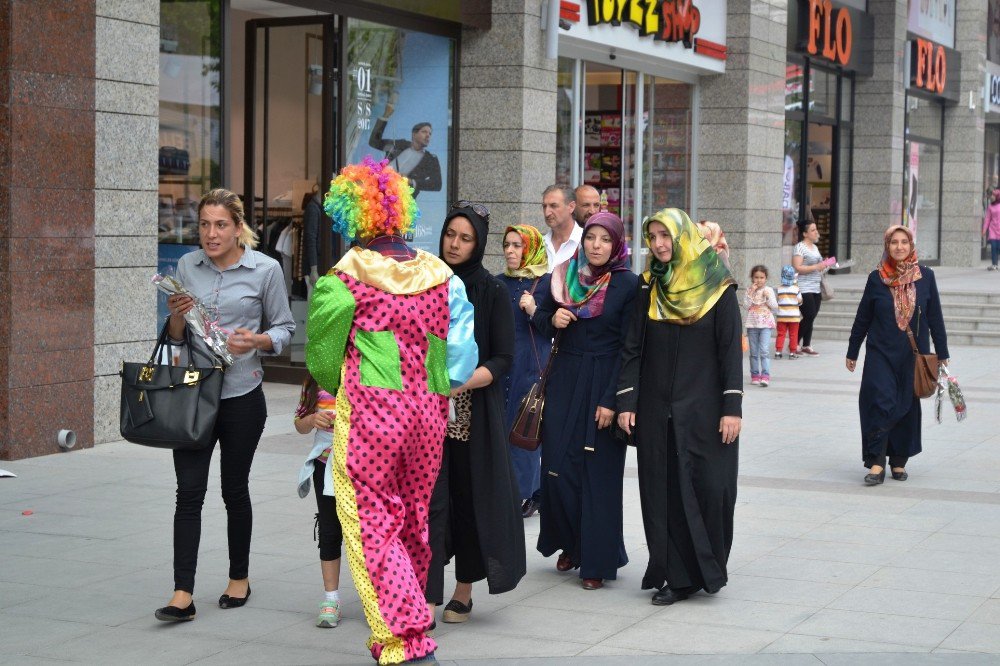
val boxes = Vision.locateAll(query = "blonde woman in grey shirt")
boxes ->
[156,189,294,622]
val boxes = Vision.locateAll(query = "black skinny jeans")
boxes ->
[172,384,267,593]
[798,292,822,347]
[312,460,343,561]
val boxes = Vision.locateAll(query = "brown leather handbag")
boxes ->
[509,329,560,452]
[907,309,938,399]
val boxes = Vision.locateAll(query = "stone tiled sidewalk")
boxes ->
[2,340,1000,664]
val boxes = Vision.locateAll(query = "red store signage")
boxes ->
[790,0,873,75]
[908,37,960,100]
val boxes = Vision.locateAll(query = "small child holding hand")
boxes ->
[294,374,343,628]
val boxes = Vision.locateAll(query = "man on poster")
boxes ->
[369,97,442,197]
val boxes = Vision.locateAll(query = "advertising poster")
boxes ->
[905,142,920,236]
[344,21,453,254]
[907,0,955,48]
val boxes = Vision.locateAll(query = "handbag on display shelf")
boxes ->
[119,319,225,450]
[907,308,938,400]
[509,287,558,451]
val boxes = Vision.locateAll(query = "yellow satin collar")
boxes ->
[333,247,453,295]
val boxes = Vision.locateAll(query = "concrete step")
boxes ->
[829,288,1000,305]
[812,324,1000,347]
[821,300,1000,318]
[816,310,1000,333]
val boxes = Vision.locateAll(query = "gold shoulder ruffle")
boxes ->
[334,247,453,295]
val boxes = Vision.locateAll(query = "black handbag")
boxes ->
[119,319,225,449]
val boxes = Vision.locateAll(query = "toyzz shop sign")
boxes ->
[586,0,708,50]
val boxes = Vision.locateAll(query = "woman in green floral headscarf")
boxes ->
[616,208,743,606]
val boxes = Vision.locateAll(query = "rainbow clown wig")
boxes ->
[323,156,419,241]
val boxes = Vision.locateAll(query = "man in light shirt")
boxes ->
[542,185,582,270]
[573,184,601,228]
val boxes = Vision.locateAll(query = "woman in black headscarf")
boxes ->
[532,212,637,591]
[425,202,525,625]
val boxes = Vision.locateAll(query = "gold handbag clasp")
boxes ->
[138,366,155,383]
[182,370,201,385]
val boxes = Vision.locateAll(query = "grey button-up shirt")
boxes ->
[176,248,295,399]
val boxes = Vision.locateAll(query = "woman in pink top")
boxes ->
[983,188,1000,270]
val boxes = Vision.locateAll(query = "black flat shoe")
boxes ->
[218,586,251,609]
[864,469,886,485]
[155,602,196,621]
[891,468,908,481]
[651,587,689,606]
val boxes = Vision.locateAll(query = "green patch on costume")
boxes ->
[425,333,450,396]
[355,330,403,391]
[306,275,356,395]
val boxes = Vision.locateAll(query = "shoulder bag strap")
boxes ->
[906,307,922,355]
[525,278,542,374]
[537,330,562,395]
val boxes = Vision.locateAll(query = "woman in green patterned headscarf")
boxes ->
[615,207,743,607]
[643,208,734,324]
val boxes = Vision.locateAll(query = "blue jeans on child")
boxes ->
[991,239,1000,267]
[747,328,773,377]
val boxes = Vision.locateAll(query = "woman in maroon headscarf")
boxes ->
[530,212,637,590]
[846,225,949,485]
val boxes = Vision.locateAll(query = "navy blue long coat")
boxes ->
[498,273,552,500]
[531,270,638,581]
[847,267,949,463]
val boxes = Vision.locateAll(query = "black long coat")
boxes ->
[617,280,743,594]
[846,268,949,463]
[533,270,638,580]
[426,274,526,600]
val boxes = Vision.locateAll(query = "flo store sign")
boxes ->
[906,36,960,101]
[787,0,874,76]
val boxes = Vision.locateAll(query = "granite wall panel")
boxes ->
[92,4,159,445]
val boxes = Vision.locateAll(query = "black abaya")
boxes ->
[617,281,743,594]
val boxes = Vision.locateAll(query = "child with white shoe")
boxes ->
[295,374,343,628]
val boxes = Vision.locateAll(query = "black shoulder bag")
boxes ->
[119,319,225,450]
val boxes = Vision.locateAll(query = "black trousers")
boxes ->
[799,292,822,347]
[172,385,267,593]
[425,437,486,605]
[312,460,343,561]
[863,453,909,470]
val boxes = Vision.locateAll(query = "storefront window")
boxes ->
[344,19,454,255]
[904,95,943,260]
[783,58,854,262]
[158,0,222,318]
[583,63,624,215]
[810,67,836,120]
[556,57,577,187]
[783,119,803,255]
[643,77,692,215]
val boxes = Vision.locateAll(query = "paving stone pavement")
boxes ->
[2,338,1000,664]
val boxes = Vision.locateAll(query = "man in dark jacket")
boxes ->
[368,105,442,197]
